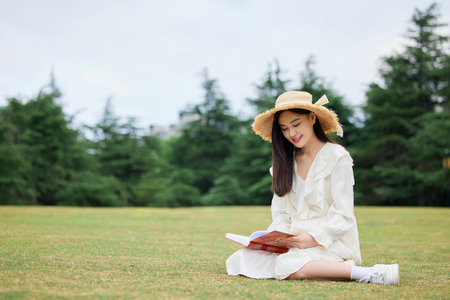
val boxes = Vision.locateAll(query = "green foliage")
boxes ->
[203,63,287,206]
[136,144,202,207]
[56,172,122,206]
[247,61,290,114]
[0,145,32,204]
[298,56,360,147]
[0,84,132,206]
[203,121,273,206]
[152,168,202,207]
[0,107,32,204]
[91,100,160,206]
[354,3,450,206]
[172,70,239,196]
[134,136,171,206]
[408,112,450,206]
[0,85,83,205]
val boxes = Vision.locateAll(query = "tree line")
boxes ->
[1,4,448,207]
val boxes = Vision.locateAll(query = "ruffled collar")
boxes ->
[292,142,350,219]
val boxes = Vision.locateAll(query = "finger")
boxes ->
[271,240,286,247]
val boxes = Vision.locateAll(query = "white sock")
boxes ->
[350,266,374,281]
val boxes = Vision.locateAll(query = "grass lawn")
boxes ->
[0,206,448,299]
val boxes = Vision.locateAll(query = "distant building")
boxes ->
[149,111,200,139]
[178,111,201,127]
[149,124,178,139]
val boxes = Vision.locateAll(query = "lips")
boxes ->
[293,136,302,143]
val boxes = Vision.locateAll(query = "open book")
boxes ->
[225,230,294,253]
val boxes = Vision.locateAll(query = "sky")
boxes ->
[1,0,449,130]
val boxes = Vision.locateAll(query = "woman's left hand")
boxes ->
[271,231,319,249]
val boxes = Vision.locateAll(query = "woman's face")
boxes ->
[278,110,316,148]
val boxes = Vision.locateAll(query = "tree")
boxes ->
[135,135,189,207]
[247,61,289,113]
[149,167,202,207]
[203,62,288,205]
[0,106,32,204]
[56,171,122,206]
[355,3,450,205]
[0,79,126,206]
[172,70,239,196]
[91,99,155,206]
[297,56,360,148]
[3,85,81,205]
[406,112,449,206]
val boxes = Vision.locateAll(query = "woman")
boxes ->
[226,91,399,285]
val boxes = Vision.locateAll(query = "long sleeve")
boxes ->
[309,155,356,248]
[267,193,291,233]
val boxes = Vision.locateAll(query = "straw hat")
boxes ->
[252,91,343,142]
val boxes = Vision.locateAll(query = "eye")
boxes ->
[281,127,287,131]
[293,123,301,127]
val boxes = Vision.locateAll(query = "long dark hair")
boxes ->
[271,109,334,197]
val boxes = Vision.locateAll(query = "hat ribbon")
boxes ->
[314,95,329,106]
[314,94,344,137]
[278,94,329,107]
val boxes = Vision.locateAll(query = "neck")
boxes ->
[297,136,326,157]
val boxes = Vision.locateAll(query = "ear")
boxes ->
[309,112,317,124]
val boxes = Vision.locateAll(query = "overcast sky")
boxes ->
[1,0,449,130]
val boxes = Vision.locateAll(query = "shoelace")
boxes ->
[359,270,386,284]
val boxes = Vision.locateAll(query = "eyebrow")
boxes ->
[279,118,301,127]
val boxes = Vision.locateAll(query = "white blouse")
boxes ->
[268,142,361,264]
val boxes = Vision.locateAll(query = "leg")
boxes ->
[288,260,351,281]
[288,260,400,286]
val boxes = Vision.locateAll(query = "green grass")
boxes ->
[0,206,448,299]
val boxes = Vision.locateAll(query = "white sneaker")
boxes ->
[360,264,399,286]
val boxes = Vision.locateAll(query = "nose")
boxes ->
[289,128,296,138]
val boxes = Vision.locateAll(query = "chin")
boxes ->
[293,138,308,148]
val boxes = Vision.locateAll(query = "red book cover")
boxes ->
[225,230,293,253]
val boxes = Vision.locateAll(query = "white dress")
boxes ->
[226,142,362,280]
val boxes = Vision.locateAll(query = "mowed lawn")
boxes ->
[0,206,448,299]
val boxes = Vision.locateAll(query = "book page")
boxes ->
[225,233,250,246]
[248,230,271,241]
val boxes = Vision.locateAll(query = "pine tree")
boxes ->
[355,3,450,205]
[247,61,289,114]
[0,105,32,204]
[297,56,360,148]
[203,63,288,205]
[91,99,155,206]
[172,70,238,196]
[0,81,93,205]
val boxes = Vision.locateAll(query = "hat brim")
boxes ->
[252,103,341,142]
